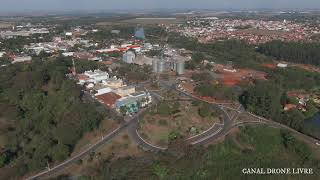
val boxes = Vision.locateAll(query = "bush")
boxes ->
[158,119,168,126]
[198,104,211,118]
[157,102,171,116]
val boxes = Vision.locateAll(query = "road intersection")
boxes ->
[26,79,319,179]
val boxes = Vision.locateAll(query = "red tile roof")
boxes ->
[96,92,121,108]
[284,104,297,111]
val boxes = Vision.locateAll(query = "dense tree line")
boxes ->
[168,33,271,69]
[240,80,319,138]
[0,57,105,177]
[258,41,320,66]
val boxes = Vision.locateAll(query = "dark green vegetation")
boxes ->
[240,80,320,139]
[240,66,320,138]
[168,32,319,138]
[191,72,237,101]
[168,32,271,69]
[194,83,237,101]
[258,41,320,66]
[149,101,180,117]
[0,57,105,177]
[0,35,53,53]
[198,103,216,118]
[87,26,134,44]
[0,55,11,65]
[56,125,320,180]
[73,59,109,74]
[115,63,152,83]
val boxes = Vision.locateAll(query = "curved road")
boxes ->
[26,80,320,179]
[157,80,235,144]
[157,79,320,146]
[125,80,235,150]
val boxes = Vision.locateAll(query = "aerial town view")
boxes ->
[0,0,320,179]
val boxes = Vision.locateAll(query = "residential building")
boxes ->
[12,56,32,64]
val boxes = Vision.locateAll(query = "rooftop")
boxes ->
[96,92,121,108]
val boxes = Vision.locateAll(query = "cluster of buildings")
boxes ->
[284,92,311,112]
[0,51,32,64]
[121,45,187,75]
[75,69,152,114]
[151,56,185,75]
[169,18,320,44]
[97,42,158,54]
[25,37,95,55]
[0,28,50,38]
[284,91,320,112]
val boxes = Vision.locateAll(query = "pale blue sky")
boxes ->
[0,0,319,12]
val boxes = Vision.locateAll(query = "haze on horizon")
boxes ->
[0,0,320,12]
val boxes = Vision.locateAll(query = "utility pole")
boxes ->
[72,58,76,76]
[46,160,50,170]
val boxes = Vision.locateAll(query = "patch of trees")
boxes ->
[240,82,283,119]
[194,83,237,101]
[258,40,320,66]
[266,67,320,90]
[0,57,105,176]
[156,102,180,117]
[240,81,319,138]
[198,103,212,118]
[191,72,212,82]
[0,55,11,65]
[74,59,108,73]
[115,63,152,83]
[144,26,168,44]
[0,37,31,52]
[280,129,313,162]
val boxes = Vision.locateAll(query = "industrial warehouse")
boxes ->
[74,69,152,115]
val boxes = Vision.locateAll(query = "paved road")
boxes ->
[158,80,235,145]
[156,80,320,146]
[26,80,320,179]
[127,116,168,152]
[26,110,146,180]
[127,89,169,152]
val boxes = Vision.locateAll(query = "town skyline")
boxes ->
[1,0,320,12]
